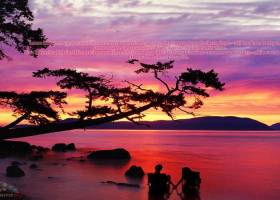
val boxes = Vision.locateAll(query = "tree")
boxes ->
[0,0,49,59]
[0,60,225,139]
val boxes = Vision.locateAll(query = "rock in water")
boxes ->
[87,148,131,160]
[0,141,32,157]
[66,143,76,151]
[6,165,25,177]
[125,165,145,178]
[51,143,67,152]
[52,143,76,152]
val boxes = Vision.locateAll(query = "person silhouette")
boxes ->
[148,164,175,200]
[175,167,201,200]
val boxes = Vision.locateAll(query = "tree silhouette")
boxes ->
[0,91,66,128]
[0,0,49,59]
[0,60,225,139]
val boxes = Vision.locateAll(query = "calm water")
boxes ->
[1,130,280,200]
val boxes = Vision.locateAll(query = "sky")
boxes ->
[0,0,280,125]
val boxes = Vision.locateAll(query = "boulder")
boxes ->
[66,143,76,151]
[52,143,67,152]
[51,143,76,152]
[6,165,25,177]
[87,148,131,160]
[36,146,49,153]
[125,165,145,178]
[0,141,32,157]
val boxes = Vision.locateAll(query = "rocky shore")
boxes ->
[0,140,144,199]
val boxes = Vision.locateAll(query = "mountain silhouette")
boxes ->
[271,123,280,130]
[83,116,271,130]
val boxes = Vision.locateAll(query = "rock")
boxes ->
[29,154,43,161]
[51,143,76,152]
[36,146,49,153]
[0,141,32,157]
[51,143,67,152]
[6,165,25,177]
[29,164,38,169]
[66,143,76,151]
[101,181,140,188]
[87,148,131,160]
[125,165,145,178]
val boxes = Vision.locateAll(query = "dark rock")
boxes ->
[6,165,25,177]
[36,146,49,153]
[66,143,76,151]
[29,164,38,169]
[29,154,43,161]
[87,148,131,160]
[52,143,67,152]
[0,141,32,157]
[52,143,76,152]
[125,165,145,178]
[101,181,140,188]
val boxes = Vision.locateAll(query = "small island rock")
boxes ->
[52,143,76,152]
[51,143,67,152]
[87,148,131,160]
[0,141,32,157]
[6,165,25,177]
[66,143,76,151]
[125,165,145,178]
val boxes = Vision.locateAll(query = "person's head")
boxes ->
[155,164,163,173]
[182,167,192,179]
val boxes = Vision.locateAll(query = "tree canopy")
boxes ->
[0,1,225,139]
[0,60,225,139]
[0,0,49,59]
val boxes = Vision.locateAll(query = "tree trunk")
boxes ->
[1,111,31,129]
[0,103,155,139]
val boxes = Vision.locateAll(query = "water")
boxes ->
[1,130,280,200]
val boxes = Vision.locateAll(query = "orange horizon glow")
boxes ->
[0,82,279,126]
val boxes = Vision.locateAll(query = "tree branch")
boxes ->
[1,111,31,129]
[154,70,170,92]
[0,102,156,139]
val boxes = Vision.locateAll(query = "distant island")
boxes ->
[271,123,280,130]
[56,116,276,130]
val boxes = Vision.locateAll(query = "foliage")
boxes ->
[0,0,49,59]
[0,91,66,125]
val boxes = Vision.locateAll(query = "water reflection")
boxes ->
[148,188,201,200]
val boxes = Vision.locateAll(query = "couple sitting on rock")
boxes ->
[148,164,201,200]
